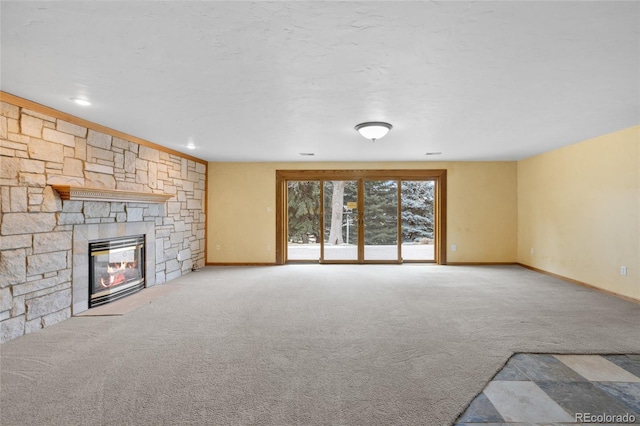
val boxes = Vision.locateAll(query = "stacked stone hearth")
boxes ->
[0,99,206,343]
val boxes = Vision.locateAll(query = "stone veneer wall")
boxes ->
[0,99,206,343]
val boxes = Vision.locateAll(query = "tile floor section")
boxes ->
[456,354,640,425]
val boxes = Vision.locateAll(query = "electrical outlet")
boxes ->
[266,244,271,251]
[620,266,627,276]
[216,245,221,251]
[530,248,534,255]
[451,244,457,252]
[177,253,182,261]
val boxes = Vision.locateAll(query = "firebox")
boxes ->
[89,235,145,308]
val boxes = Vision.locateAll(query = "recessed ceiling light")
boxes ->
[70,98,91,106]
[425,152,442,156]
[186,144,196,150]
[299,152,315,156]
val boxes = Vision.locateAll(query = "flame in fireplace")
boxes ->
[100,261,139,288]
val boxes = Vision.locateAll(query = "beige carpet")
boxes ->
[1,265,638,425]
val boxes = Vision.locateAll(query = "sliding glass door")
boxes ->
[287,181,321,261]
[363,180,399,261]
[323,181,359,261]
[401,181,435,262]
[279,170,446,265]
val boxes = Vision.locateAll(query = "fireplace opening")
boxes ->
[89,235,145,308]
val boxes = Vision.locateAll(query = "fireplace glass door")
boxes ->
[89,235,145,307]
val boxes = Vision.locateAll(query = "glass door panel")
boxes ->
[323,180,358,261]
[401,180,435,261]
[364,180,399,261]
[287,181,321,261]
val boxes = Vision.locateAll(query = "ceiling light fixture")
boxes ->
[70,98,91,106]
[425,152,442,156]
[355,121,392,142]
[186,143,196,150]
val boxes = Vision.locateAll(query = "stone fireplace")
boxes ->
[0,95,207,343]
[55,185,171,314]
[72,221,157,314]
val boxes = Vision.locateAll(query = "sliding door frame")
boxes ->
[275,169,447,265]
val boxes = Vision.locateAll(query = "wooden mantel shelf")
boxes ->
[52,185,173,203]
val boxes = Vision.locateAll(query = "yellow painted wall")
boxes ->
[207,161,517,264]
[517,126,640,300]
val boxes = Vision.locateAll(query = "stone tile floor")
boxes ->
[455,354,640,425]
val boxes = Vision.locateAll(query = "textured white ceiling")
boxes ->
[1,1,638,162]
